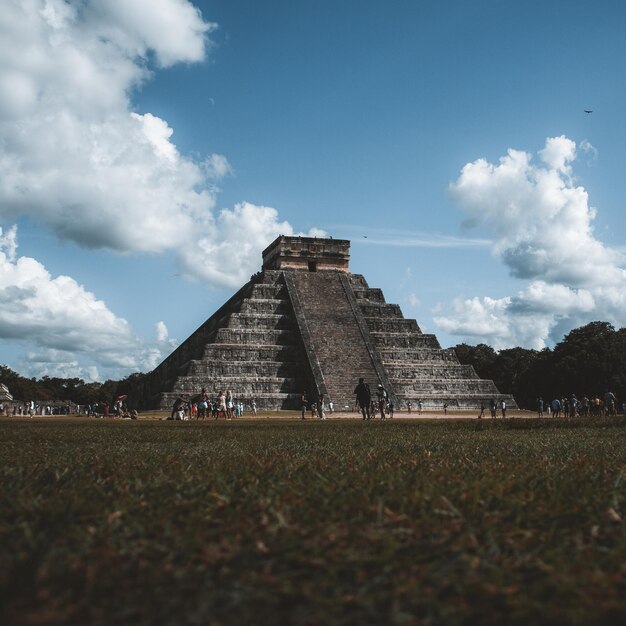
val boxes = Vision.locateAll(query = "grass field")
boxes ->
[1,417,625,625]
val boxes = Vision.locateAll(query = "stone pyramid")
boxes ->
[135,236,515,411]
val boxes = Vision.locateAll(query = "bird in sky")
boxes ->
[584,110,593,113]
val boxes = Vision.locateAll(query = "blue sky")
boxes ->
[1,0,625,381]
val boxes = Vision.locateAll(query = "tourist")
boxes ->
[226,390,234,419]
[301,391,307,419]
[318,394,326,419]
[604,391,617,416]
[489,399,497,418]
[551,397,561,418]
[478,402,485,419]
[376,384,387,419]
[199,393,208,419]
[537,397,544,417]
[353,378,371,420]
[582,396,590,417]
[593,396,601,416]
[328,400,334,414]
[418,399,423,415]
[252,400,257,416]
[387,399,394,418]
[501,400,507,418]
[218,390,227,419]
[443,403,448,416]
[407,400,412,414]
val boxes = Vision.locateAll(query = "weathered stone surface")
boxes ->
[133,236,516,410]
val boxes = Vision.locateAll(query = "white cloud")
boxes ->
[25,349,101,382]
[579,139,599,164]
[0,225,176,379]
[180,202,326,288]
[156,321,169,343]
[438,136,626,348]
[203,153,233,180]
[0,1,323,378]
[407,293,420,309]
[0,1,310,281]
[0,0,214,253]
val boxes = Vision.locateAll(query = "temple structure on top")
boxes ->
[133,236,515,411]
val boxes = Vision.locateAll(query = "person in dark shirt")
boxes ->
[354,378,371,420]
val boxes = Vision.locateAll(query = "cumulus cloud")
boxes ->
[436,136,626,348]
[0,0,324,378]
[0,225,175,379]
[180,202,325,288]
[0,0,310,281]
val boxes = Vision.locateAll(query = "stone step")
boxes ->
[213,328,300,345]
[249,284,289,299]
[226,313,297,331]
[379,348,460,362]
[386,365,478,379]
[363,318,421,333]
[358,302,404,318]
[352,288,385,303]
[202,344,303,361]
[173,376,302,395]
[186,362,301,377]
[370,333,442,349]
[393,380,500,393]
[238,298,291,315]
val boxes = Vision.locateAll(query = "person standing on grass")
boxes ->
[218,390,227,419]
[604,391,617,416]
[418,399,423,415]
[478,402,485,419]
[353,378,371,420]
[501,399,507,418]
[226,390,234,419]
[551,397,561,418]
[407,400,412,414]
[318,393,326,419]
[537,397,544,417]
[376,384,387,419]
[301,391,307,419]
[490,399,497,418]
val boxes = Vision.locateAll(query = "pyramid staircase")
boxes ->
[136,271,312,410]
[349,274,514,409]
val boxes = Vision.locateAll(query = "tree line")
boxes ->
[454,322,626,409]
[1,321,624,410]
[0,367,147,407]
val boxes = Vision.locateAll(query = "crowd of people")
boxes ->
[166,388,257,421]
[536,391,621,418]
[352,379,395,420]
[2,385,621,421]
[0,401,76,416]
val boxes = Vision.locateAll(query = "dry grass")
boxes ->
[1,417,625,625]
